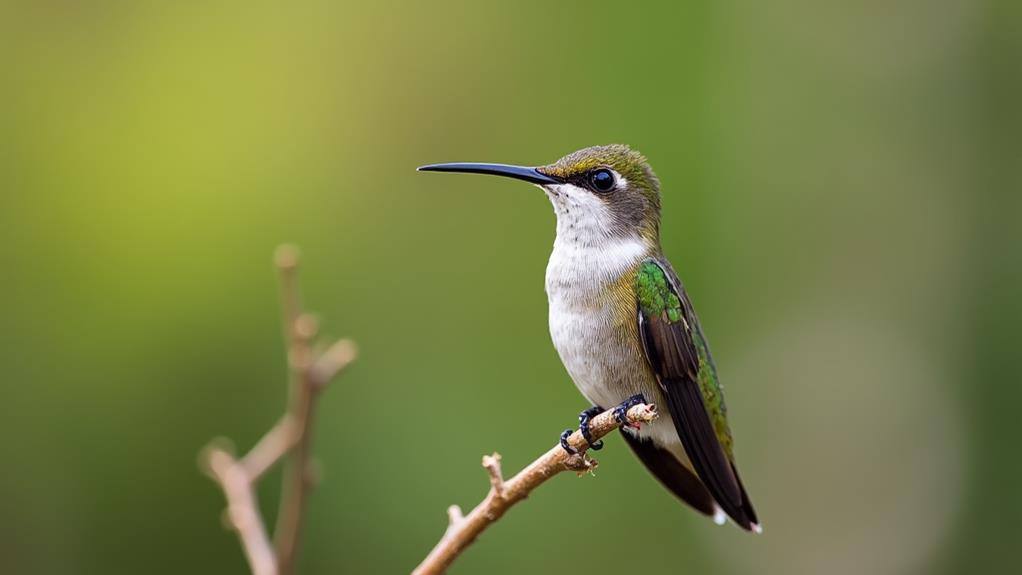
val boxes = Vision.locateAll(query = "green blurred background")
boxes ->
[1,1,1019,573]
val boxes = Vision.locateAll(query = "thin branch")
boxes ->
[412,403,659,575]
[204,447,278,575]
[240,416,299,483]
[272,245,319,575]
[200,246,356,575]
[273,311,319,575]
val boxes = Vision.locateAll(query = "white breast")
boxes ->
[547,294,628,408]
[542,184,648,406]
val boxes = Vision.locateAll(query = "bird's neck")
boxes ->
[543,183,659,299]
[546,225,657,300]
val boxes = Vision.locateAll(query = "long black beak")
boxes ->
[417,162,561,185]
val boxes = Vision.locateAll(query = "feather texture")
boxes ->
[635,258,759,530]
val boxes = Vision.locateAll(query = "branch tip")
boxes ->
[294,314,319,341]
[311,339,358,386]
[628,403,658,423]
[199,438,237,478]
[482,453,505,496]
[274,244,301,272]
[447,505,464,526]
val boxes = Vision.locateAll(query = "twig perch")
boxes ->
[412,403,659,575]
[200,246,357,575]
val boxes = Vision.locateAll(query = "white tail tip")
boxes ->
[751,522,763,534]
[712,505,727,525]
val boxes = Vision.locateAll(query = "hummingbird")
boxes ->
[418,145,760,532]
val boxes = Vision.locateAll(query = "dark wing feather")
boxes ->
[620,429,717,517]
[636,258,759,531]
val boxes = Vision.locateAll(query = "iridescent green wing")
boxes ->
[635,258,758,530]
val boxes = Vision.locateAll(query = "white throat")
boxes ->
[542,183,649,296]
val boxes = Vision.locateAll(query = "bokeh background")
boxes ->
[2,1,1019,574]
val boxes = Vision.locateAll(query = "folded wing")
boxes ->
[634,258,759,531]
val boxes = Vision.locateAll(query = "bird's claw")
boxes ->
[562,397,643,455]
[579,406,604,450]
[613,394,647,426]
[559,429,577,455]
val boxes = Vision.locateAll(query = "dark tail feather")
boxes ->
[620,429,717,518]
[731,464,761,532]
[667,377,760,531]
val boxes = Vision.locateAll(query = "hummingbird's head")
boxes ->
[419,144,662,244]
[536,144,661,241]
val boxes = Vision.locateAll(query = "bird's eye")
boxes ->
[589,168,615,192]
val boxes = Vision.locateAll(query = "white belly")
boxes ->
[547,292,687,454]
[547,295,633,408]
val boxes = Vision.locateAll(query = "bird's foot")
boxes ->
[559,429,577,455]
[561,399,639,455]
[579,405,604,451]
[560,405,606,455]
[614,394,647,429]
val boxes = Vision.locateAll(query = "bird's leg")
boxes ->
[559,429,577,455]
[579,405,604,450]
[614,394,647,429]
[562,396,647,454]
[559,405,606,455]
[561,398,641,455]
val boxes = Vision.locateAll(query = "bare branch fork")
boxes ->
[200,246,357,575]
[413,403,659,575]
